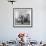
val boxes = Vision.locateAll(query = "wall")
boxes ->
[0,0,46,42]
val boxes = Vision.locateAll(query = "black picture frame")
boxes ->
[13,8,33,28]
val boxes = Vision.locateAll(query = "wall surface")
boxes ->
[0,0,46,42]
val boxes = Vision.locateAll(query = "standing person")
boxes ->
[20,15,24,24]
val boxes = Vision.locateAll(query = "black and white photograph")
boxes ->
[13,8,32,27]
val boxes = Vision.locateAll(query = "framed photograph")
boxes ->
[13,8,33,27]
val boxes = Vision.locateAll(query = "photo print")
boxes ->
[13,8,32,27]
